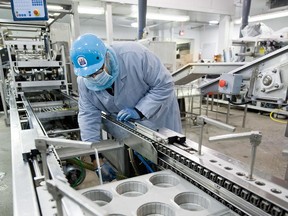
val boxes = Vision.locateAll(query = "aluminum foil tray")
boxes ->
[79,170,234,216]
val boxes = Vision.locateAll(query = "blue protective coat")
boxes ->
[77,42,182,142]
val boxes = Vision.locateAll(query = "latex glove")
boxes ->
[96,162,116,182]
[117,108,140,122]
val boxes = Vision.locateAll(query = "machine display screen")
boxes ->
[10,0,48,21]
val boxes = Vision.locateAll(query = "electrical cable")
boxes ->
[269,108,288,124]
[133,151,154,173]
[70,158,85,188]
[227,97,252,105]
[73,164,85,187]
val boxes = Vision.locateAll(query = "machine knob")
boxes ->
[33,9,40,16]
[219,79,227,88]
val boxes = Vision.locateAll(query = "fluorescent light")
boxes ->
[130,5,189,22]
[179,30,184,36]
[78,6,105,15]
[234,10,288,24]
[209,20,219,25]
[47,5,63,10]
[131,22,138,28]
[146,13,189,22]
[130,11,189,22]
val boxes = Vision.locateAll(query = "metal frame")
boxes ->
[198,45,288,105]
[172,62,244,85]
[10,91,288,215]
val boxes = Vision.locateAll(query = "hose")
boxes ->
[133,151,154,173]
[66,158,94,171]
[269,109,288,124]
[67,158,86,188]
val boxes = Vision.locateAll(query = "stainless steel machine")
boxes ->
[198,45,288,105]
[9,98,288,216]
[1,22,288,216]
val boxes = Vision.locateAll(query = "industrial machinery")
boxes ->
[7,65,288,216]
[9,97,288,216]
[172,62,245,86]
[198,45,288,105]
[1,17,288,216]
[0,26,69,93]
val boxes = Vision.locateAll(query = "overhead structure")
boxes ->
[101,0,235,16]
[137,0,147,40]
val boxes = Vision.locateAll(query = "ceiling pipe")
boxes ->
[239,0,251,38]
[237,0,251,62]
[138,0,147,40]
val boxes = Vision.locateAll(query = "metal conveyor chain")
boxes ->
[155,143,288,216]
[102,114,288,216]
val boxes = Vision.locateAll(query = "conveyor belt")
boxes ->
[103,113,288,216]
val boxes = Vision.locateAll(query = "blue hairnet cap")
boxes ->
[70,34,107,77]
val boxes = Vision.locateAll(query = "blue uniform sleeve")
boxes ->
[77,77,102,142]
[135,49,175,119]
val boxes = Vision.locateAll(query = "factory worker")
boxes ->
[70,33,182,182]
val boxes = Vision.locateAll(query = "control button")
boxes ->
[33,9,40,16]
[219,79,227,88]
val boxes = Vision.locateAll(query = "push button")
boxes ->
[219,79,227,88]
[33,9,40,16]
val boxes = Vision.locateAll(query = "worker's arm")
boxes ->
[135,49,175,119]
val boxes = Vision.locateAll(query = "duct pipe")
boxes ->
[138,0,147,40]
[106,3,114,45]
[239,0,251,37]
[238,0,251,62]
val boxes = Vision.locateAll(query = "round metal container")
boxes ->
[149,174,179,188]
[137,202,175,216]
[82,189,113,206]
[174,192,210,211]
[116,181,148,197]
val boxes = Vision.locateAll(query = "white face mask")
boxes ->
[83,47,119,91]
[87,69,112,87]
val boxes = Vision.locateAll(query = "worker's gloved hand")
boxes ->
[117,108,140,122]
[95,162,116,182]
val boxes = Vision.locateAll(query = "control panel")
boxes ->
[10,0,48,21]
[218,73,243,95]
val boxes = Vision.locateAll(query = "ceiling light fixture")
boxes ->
[78,6,105,15]
[234,10,288,24]
[179,30,185,36]
[131,22,138,28]
[209,20,219,25]
[47,5,64,10]
[146,13,190,22]
[130,11,189,22]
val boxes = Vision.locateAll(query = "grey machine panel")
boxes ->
[198,45,288,104]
